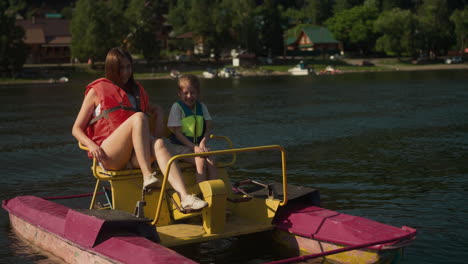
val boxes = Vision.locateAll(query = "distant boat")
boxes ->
[218,67,240,78]
[170,70,180,79]
[58,76,69,83]
[288,64,311,76]
[317,65,342,75]
[49,76,69,83]
[202,68,217,79]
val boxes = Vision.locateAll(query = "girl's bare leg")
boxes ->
[207,158,218,180]
[151,139,208,210]
[195,157,207,183]
[97,113,205,209]
[152,138,190,200]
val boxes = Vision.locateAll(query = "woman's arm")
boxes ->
[147,103,165,138]
[71,89,105,160]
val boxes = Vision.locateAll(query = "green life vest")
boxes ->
[170,100,205,145]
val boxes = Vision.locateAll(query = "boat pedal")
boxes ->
[134,200,146,218]
[181,207,204,214]
[227,196,252,203]
[143,185,161,193]
[103,186,113,209]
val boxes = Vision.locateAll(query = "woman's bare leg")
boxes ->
[96,113,204,207]
[100,113,153,176]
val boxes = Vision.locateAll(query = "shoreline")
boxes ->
[1,62,467,85]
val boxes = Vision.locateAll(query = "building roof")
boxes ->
[16,18,70,46]
[175,32,193,39]
[285,36,297,46]
[285,25,339,46]
[23,27,46,44]
[302,27,339,44]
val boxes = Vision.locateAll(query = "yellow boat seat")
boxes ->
[78,142,196,212]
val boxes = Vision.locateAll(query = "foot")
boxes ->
[143,172,159,189]
[181,194,208,211]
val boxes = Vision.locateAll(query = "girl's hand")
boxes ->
[194,145,204,153]
[198,140,211,153]
[199,138,208,151]
[201,145,211,152]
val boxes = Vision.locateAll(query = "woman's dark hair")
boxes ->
[105,47,138,92]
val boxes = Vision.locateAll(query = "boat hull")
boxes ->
[288,69,309,75]
[272,229,403,264]
[271,204,416,264]
[2,196,196,264]
[9,213,115,264]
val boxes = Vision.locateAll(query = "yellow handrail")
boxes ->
[78,143,106,181]
[209,134,236,167]
[78,142,97,177]
[151,144,288,225]
[78,142,88,151]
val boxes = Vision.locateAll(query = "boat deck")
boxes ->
[158,215,274,247]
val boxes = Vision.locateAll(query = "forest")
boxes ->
[1,0,468,76]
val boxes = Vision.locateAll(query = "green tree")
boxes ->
[325,3,380,54]
[333,0,352,15]
[168,0,234,58]
[225,0,258,53]
[376,0,411,11]
[71,0,127,63]
[333,0,369,11]
[125,0,166,63]
[415,0,453,56]
[374,8,415,57]
[255,0,284,56]
[284,0,333,25]
[167,0,195,53]
[0,0,26,77]
[167,0,190,36]
[188,0,219,54]
[450,7,468,53]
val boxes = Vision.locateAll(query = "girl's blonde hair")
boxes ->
[178,74,200,92]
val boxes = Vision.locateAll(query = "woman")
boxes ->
[72,47,208,211]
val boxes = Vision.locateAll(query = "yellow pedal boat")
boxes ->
[2,135,416,264]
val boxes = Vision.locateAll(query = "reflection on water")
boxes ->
[1,70,468,263]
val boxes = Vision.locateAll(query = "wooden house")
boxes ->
[16,17,71,63]
[285,26,342,56]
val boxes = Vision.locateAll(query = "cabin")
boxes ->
[16,17,71,64]
[285,26,342,57]
[172,32,207,56]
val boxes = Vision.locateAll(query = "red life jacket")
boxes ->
[85,78,149,147]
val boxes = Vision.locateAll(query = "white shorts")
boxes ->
[168,142,215,163]
[170,144,193,156]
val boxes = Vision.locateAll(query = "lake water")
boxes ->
[1,70,467,263]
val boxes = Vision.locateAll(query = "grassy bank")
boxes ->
[1,58,466,85]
